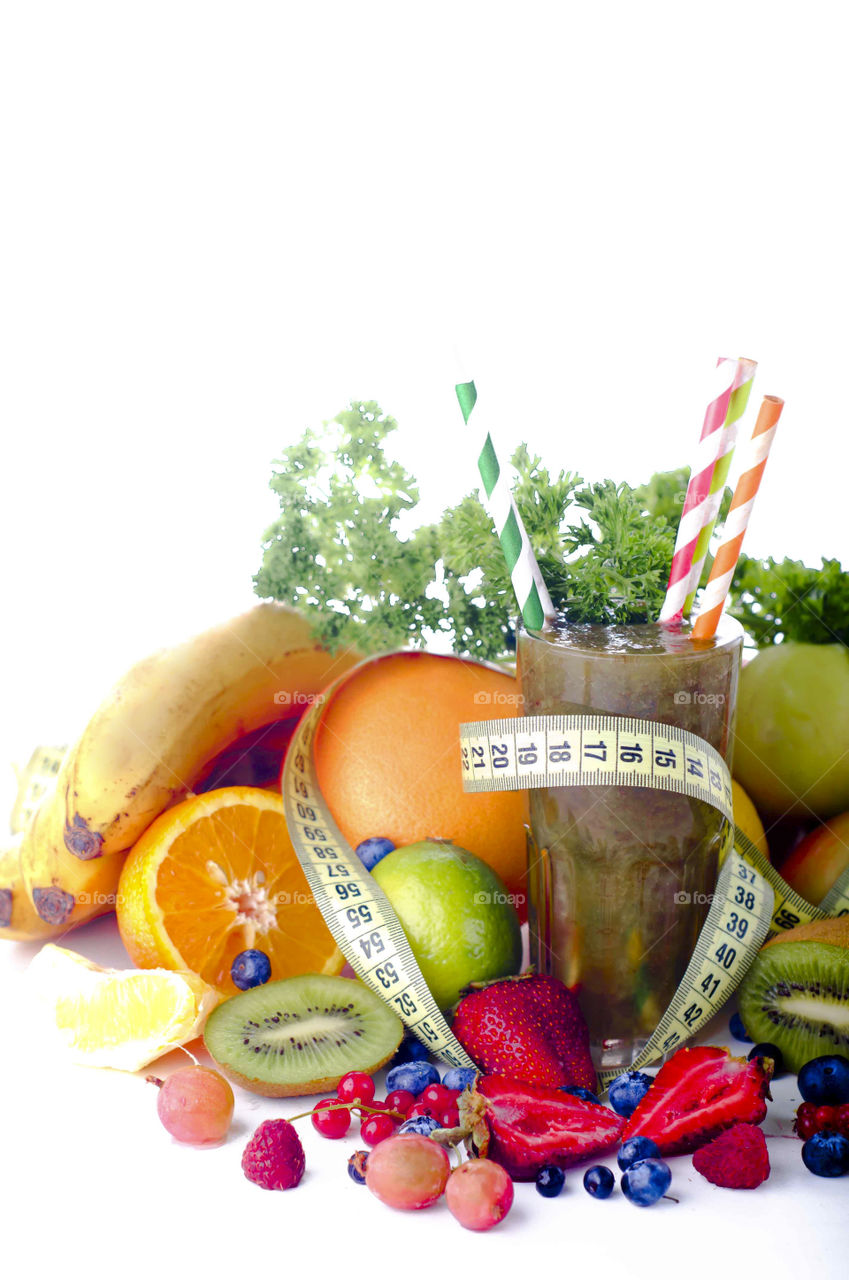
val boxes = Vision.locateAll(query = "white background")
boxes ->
[2,4,848,1275]
[2,917,847,1279]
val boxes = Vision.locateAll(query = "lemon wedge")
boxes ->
[28,944,220,1071]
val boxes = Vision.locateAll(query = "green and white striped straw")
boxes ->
[455,379,555,632]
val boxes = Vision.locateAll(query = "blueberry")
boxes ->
[390,1034,430,1067]
[441,1067,477,1092]
[617,1135,661,1170]
[355,836,395,872]
[347,1150,369,1184]
[621,1157,672,1207]
[230,949,271,990]
[385,1060,440,1095]
[607,1071,654,1118]
[729,1011,752,1043]
[535,1165,566,1198]
[746,1042,785,1075]
[798,1056,849,1106]
[560,1085,601,1105]
[801,1131,849,1178]
[583,1166,615,1199]
[398,1116,441,1136]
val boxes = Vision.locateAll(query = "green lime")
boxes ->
[370,839,522,1010]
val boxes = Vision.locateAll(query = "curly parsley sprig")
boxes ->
[254,400,848,656]
[728,556,849,647]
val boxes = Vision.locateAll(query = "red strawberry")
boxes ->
[459,1075,625,1180]
[692,1123,771,1189]
[451,974,597,1091]
[622,1046,772,1156]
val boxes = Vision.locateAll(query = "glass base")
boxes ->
[593,1037,650,1073]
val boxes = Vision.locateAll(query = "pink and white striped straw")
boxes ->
[659,357,757,623]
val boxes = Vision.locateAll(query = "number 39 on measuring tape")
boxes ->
[280,681,848,1074]
[459,712,849,1087]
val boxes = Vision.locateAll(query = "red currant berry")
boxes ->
[815,1105,837,1132]
[311,1098,351,1139]
[360,1113,396,1146]
[420,1083,452,1108]
[795,1102,818,1140]
[406,1102,436,1120]
[835,1104,849,1137]
[385,1089,416,1117]
[337,1071,376,1106]
[439,1104,460,1128]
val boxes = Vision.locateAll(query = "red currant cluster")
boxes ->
[794,1102,849,1140]
[310,1070,461,1145]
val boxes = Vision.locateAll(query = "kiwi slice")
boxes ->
[203,973,404,1097]
[739,918,849,1073]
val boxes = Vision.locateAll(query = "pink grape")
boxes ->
[156,1066,234,1145]
[365,1134,451,1209]
[445,1160,514,1231]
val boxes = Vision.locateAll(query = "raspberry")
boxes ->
[241,1119,305,1190]
[692,1122,770,1189]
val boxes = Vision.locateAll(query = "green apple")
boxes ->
[733,642,849,820]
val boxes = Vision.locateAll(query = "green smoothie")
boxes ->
[518,617,742,1070]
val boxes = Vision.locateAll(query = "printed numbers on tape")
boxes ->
[461,713,849,1086]
[281,696,476,1068]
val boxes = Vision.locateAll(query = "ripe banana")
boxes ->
[0,604,359,942]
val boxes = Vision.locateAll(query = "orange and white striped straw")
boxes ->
[691,395,784,640]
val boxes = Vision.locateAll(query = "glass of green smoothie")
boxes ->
[518,616,743,1071]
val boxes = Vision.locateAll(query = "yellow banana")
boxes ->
[0,604,359,942]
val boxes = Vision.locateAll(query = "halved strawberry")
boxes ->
[460,1075,625,1180]
[622,1046,772,1156]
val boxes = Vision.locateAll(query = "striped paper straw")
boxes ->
[659,357,757,623]
[691,395,784,640]
[681,358,758,616]
[455,380,556,631]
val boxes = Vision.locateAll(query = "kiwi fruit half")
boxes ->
[203,973,404,1096]
[738,917,849,1072]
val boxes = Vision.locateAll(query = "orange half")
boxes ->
[117,787,343,994]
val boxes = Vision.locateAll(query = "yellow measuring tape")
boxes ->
[460,713,849,1086]
[281,689,476,1069]
[10,746,66,835]
[17,707,849,1082]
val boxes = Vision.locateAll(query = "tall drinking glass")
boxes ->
[518,617,742,1071]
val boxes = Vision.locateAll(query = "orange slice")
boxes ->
[116,787,344,994]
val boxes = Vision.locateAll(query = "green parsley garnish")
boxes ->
[254,400,848,656]
[729,556,849,647]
